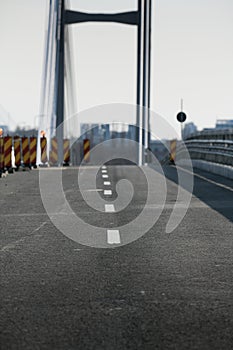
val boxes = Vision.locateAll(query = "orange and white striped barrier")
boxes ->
[14,136,21,168]
[0,137,4,171]
[83,139,90,162]
[49,137,58,165]
[30,137,37,168]
[4,136,12,169]
[22,137,30,167]
[63,139,70,165]
[170,140,177,163]
[40,136,48,164]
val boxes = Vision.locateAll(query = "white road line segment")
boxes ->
[176,165,233,193]
[105,204,115,212]
[107,230,121,244]
[104,190,112,196]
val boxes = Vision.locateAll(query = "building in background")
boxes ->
[80,123,110,146]
[184,118,233,140]
[215,119,233,129]
[12,126,37,137]
[182,122,198,140]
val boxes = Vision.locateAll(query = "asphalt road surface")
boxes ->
[0,164,233,349]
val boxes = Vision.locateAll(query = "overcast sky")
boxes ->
[0,0,233,138]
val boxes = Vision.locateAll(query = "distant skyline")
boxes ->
[0,0,233,138]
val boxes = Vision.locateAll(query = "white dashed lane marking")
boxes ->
[107,230,121,244]
[105,204,115,212]
[104,190,112,196]
[100,166,120,245]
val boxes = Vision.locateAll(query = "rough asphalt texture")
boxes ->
[0,165,233,350]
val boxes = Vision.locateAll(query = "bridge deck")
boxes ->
[0,166,233,349]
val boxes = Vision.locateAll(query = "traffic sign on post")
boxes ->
[177,111,187,123]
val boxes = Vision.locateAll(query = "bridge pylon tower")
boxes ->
[40,0,152,166]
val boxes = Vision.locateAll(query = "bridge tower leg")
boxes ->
[56,0,65,166]
[137,0,152,165]
[136,0,142,165]
[142,0,152,163]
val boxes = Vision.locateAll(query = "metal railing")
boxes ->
[185,128,233,141]
[177,139,233,166]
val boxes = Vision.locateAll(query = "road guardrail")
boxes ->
[177,139,233,166]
